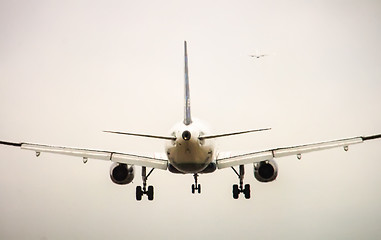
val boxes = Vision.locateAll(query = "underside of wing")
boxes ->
[216,134,381,169]
[0,141,168,170]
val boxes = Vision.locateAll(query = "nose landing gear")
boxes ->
[231,165,251,199]
[191,173,201,194]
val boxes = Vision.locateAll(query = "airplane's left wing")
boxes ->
[0,141,168,170]
[216,134,381,169]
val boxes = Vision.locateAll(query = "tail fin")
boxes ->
[184,41,192,125]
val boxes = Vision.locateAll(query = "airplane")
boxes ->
[249,50,268,59]
[1,41,380,201]
[249,54,267,59]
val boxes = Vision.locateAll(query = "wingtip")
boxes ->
[362,134,381,141]
[0,140,22,147]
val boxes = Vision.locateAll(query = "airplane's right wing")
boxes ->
[216,134,381,169]
[0,141,168,170]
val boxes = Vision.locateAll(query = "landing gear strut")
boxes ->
[231,165,251,199]
[136,166,155,201]
[191,173,201,194]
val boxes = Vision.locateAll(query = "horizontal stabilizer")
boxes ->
[104,131,176,141]
[199,128,271,140]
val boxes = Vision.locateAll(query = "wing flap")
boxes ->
[22,143,112,160]
[216,135,372,169]
[217,151,273,169]
[3,142,169,170]
[112,153,168,169]
[273,137,363,158]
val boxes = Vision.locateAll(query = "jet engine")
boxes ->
[110,163,135,185]
[254,160,278,183]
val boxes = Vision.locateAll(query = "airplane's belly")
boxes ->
[166,143,213,173]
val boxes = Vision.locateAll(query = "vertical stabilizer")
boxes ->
[184,41,192,125]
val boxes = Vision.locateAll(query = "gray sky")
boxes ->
[1,0,381,239]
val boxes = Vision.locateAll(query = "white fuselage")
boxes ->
[165,119,216,173]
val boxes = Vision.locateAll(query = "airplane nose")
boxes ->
[182,131,191,141]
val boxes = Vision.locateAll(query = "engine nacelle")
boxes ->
[254,160,278,183]
[110,163,135,185]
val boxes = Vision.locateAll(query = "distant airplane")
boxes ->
[249,54,267,58]
[1,41,380,201]
[249,50,268,59]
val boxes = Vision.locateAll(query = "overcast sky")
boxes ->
[1,0,381,239]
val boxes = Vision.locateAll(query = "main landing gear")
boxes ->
[231,165,251,199]
[191,173,201,194]
[136,166,155,201]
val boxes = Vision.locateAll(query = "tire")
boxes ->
[244,184,251,199]
[232,184,239,199]
[198,184,201,194]
[136,186,142,201]
[192,184,195,194]
[147,186,154,201]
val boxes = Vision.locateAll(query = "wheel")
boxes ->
[232,184,239,199]
[197,184,201,194]
[147,186,154,201]
[191,184,195,194]
[136,186,142,201]
[244,184,251,199]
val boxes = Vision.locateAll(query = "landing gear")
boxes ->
[231,165,251,199]
[233,184,239,199]
[136,166,155,201]
[191,173,201,194]
[136,186,143,201]
[232,184,250,199]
